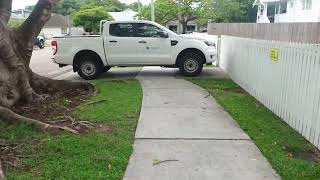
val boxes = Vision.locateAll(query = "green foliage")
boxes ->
[137,0,256,27]
[72,5,113,33]
[138,0,178,25]
[205,0,257,23]
[189,78,320,180]
[8,18,24,28]
[54,0,84,15]
[127,2,143,12]
[54,0,126,16]
[3,80,142,179]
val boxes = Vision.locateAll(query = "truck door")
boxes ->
[105,23,141,65]
[134,23,172,65]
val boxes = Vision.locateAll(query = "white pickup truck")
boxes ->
[51,20,217,79]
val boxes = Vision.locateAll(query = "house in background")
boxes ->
[11,10,84,39]
[11,9,32,19]
[166,20,198,34]
[41,14,71,39]
[107,9,198,34]
[254,0,320,23]
[41,14,85,38]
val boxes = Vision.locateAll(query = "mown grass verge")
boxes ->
[189,78,320,180]
[0,79,142,179]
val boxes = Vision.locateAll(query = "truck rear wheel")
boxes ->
[178,52,203,77]
[77,57,103,80]
[39,40,44,49]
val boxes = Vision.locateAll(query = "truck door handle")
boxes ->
[138,40,146,43]
[109,40,117,43]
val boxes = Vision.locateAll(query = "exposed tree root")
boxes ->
[30,73,96,95]
[0,159,4,180]
[0,106,79,134]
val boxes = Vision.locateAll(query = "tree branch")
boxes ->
[0,0,12,23]
[186,15,197,23]
[16,0,60,40]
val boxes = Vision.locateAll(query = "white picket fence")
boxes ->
[219,35,320,149]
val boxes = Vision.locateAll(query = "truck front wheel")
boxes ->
[178,52,203,77]
[77,58,103,80]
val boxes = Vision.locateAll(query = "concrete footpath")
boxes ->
[123,67,280,180]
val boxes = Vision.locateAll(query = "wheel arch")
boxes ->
[175,48,206,67]
[73,50,103,72]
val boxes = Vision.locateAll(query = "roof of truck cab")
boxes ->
[106,20,157,24]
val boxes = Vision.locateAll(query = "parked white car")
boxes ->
[51,20,217,80]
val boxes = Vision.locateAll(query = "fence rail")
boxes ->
[208,23,320,44]
[219,35,320,149]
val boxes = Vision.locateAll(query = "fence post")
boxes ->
[216,35,222,67]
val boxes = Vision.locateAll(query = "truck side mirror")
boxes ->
[158,31,169,38]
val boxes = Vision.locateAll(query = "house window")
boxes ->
[302,0,312,10]
[280,2,287,13]
[61,28,68,34]
[169,25,177,32]
[186,25,196,32]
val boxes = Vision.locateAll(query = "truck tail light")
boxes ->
[51,40,58,55]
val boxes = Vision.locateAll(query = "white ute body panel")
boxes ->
[52,20,216,67]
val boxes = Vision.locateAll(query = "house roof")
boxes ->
[44,13,71,28]
[108,9,137,21]
[253,0,285,5]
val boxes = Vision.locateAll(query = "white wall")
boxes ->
[220,35,320,150]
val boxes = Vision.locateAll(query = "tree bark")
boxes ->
[0,0,12,23]
[0,159,4,180]
[180,21,187,34]
[0,1,94,128]
[0,1,96,179]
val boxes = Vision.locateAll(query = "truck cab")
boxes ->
[52,20,217,79]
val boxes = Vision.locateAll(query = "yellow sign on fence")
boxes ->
[270,48,279,62]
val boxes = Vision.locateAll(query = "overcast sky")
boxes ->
[12,0,151,10]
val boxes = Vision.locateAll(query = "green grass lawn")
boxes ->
[189,78,320,180]
[1,80,142,179]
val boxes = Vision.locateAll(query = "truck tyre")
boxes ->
[39,40,44,49]
[77,56,103,80]
[102,66,111,72]
[178,52,203,77]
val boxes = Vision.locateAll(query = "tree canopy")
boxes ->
[138,0,177,25]
[138,0,256,27]
[54,0,126,16]
[72,5,113,33]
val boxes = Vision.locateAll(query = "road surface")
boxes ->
[30,47,73,79]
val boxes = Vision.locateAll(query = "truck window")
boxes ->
[134,23,163,38]
[109,23,135,37]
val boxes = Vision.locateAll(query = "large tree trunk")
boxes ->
[0,0,94,135]
[0,1,95,178]
[180,21,187,34]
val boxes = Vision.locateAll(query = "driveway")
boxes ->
[30,47,73,78]
[30,48,227,80]
[123,67,280,180]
